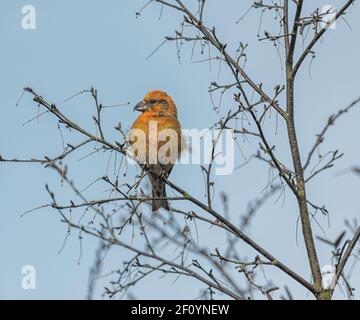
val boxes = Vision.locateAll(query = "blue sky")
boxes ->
[1,0,360,299]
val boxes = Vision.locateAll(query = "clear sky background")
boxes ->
[0,0,360,300]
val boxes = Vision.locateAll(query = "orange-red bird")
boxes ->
[129,90,182,211]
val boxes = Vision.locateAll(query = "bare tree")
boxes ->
[1,0,360,300]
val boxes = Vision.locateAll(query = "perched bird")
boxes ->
[129,90,182,211]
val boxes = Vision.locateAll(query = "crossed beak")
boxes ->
[134,100,148,112]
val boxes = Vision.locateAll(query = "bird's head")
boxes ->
[134,90,177,117]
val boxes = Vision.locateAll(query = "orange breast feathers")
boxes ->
[128,90,183,166]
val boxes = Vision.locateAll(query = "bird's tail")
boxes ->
[149,175,170,212]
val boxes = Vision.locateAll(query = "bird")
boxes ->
[129,90,182,211]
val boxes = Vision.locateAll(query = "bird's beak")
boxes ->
[134,100,148,112]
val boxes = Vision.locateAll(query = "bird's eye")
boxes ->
[148,100,157,104]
